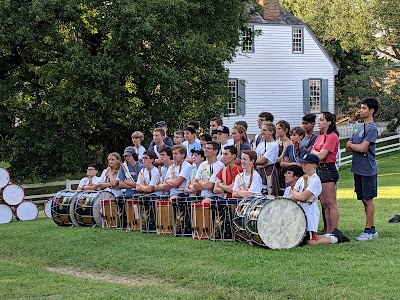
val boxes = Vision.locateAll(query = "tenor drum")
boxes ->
[125,193,145,231]
[72,191,115,227]
[172,196,203,237]
[0,167,10,189]
[15,201,38,221]
[51,190,81,226]
[2,184,25,206]
[0,203,13,224]
[156,200,173,235]
[210,199,239,241]
[139,194,161,233]
[246,197,307,249]
[191,202,211,240]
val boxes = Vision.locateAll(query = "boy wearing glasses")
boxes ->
[77,164,101,191]
[136,150,161,196]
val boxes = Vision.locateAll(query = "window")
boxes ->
[303,79,328,113]
[228,79,246,116]
[241,27,254,53]
[309,80,320,112]
[292,27,303,53]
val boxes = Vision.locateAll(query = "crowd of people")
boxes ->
[77,97,380,246]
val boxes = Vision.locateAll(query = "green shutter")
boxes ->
[303,79,310,113]
[321,79,329,112]
[237,79,246,116]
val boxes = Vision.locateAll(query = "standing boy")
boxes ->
[346,97,380,241]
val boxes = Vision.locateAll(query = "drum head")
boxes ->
[16,202,39,221]
[0,204,13,224]
[2,184,25,206]
[257,198,307,249]
[0,168,10,189]
[44,199,53,218]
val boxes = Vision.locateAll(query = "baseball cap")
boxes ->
[298,153,320,165]
[190,149,205,158]
[216,126,229,135]
[156,121,167,127]
[123,146,136,156]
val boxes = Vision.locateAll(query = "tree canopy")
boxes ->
[0,0,253,180]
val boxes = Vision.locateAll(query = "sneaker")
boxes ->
[388,215,400,223]
[355,232,372,241]
[371,232,379,239]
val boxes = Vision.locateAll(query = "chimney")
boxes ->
[257,0,281,22]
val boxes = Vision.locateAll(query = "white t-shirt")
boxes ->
[165,161,192,196]
[255,141,279,165]
[78,176,101,189]
[195,160,225,198]
[293,173,322,232]
[232,170,263,195]
[134,146,146,160]
[99,169,123,197]
[136,167,161,196]
[283,186,292,198]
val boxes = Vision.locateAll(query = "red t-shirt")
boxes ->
[216,165,243,198]
[313,132,339,163]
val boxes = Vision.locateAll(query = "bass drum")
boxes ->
[0,167,10,189]
[15,201,39,221]
[71,191,115,227]
[2,184,25,206]
[246,197,307,249]
[51,190,81,226]
[0,203,13,224]
[233,196,264,242]
[44,199,53,218]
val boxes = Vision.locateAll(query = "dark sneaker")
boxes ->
[388,215,400,223]
[332,228,350,243]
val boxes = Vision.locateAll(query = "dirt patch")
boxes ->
[46,267,163,287]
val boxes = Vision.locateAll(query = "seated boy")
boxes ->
[282,165,304,198]
[77,164,101,191]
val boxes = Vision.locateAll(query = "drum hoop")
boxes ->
[16,201,39,220]
[2,184,25,205]
[0,167,10,189]
[0,204,13,224]
[44,199,53,218]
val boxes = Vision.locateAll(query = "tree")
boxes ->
[0,0,254,180]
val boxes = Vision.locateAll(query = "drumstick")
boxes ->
[121,162,135,182]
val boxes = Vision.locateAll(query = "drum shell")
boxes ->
[233,197,262,242]
[51,190,81,226]
[172,196,203,237]
[156,200,173,235]
[100,198,118,228]
[191,202,211,240]
[210,199,239,241]
[125,199,141,231]
[139,194,160,233]
[0,203,13,224]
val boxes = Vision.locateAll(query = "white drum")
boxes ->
[0,167,10,189]
[44,199,53,218]
[2,184,25,206]
[0,203,13,224]
[16,201,39,221]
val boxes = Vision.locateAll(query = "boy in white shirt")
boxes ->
[282,165,304,198]
[136,150,161,196]
[216,126,234,160]
[131,131,146,162]
[291,153,338,245]
[193,141,225,202]
[232,150,262,198]
[77,164,101,191]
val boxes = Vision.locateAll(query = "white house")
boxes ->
[223,0,339,134]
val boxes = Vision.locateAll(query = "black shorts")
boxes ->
[354,173,377,200]
[317,163,339,183]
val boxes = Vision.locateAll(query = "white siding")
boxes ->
[224,24,336,135]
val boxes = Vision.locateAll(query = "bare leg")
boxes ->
[322,182,339,233]
[362,199,375,228]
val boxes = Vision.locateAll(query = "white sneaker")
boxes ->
[355,232,372,241]
[371,232,379,239]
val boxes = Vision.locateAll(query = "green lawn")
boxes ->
[1,152,400,299]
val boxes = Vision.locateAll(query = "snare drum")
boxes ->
[2,184,25,206]
[172,196,203,237]
[156,200,173,234]
[139,194,161,233]
[210,199,239,241]
[0,203,13,224]
[100,197,118,228]
[246,197,307,249]
[72,191,115,227]
[51,190,81,226]
[15,201,38,221]
[0,167,10,189]
[191,202,211,240]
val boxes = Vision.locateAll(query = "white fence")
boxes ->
[337,122,398,139]
[338,134,400,167]
[22,179,80,203]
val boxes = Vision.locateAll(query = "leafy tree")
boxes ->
[0,0,253,180]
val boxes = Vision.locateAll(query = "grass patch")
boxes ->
[1,153,400,299]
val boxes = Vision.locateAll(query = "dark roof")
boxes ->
[248,6,304,25]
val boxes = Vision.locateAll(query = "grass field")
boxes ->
[1,152,399,299]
